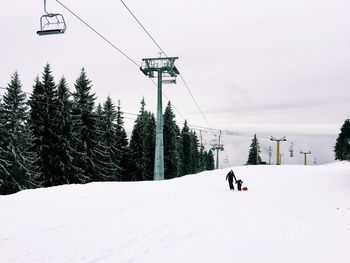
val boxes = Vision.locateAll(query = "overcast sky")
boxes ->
[1,0,349,165]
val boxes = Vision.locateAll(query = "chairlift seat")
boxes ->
[37,28,65,36]
[37,13,66,36]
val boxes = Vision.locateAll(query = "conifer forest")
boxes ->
[0,64,215,195]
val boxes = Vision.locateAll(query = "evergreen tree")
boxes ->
[190,131,200,173]
[128,98,155,181]
[93,96,122,181]
[246,134,262,165]
[206,149,215,170]
[334,119,350,161]
[0,98,5,148]
[0,72,39,194]
[29,64,61,187]
[144,111,155,179]
[95,103,103,128]
[115,100,129,181]
[71,68,97,183]
[198,147,207,172]
[163,102,181,179]
[53,77,84,184]
[181,120,193,175]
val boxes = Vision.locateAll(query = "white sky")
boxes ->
[1,0,349,164]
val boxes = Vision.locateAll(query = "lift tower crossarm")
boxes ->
[140,56,179,181]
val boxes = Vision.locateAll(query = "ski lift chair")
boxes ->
[37,0,66,36]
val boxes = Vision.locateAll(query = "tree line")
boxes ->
[0,64,215,195]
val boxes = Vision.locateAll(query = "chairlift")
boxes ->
[37,0,66,36]
[289,143,294,157]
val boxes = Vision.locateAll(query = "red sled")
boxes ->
[242,187,248,191]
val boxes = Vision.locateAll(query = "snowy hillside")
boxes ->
[1,162,350,263]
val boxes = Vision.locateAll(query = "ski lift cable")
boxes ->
[149,78,186,121]
[285,139,308,152]
[120,0,166,56]
[119,0,216,137]
[55,0,140,68]
[54,1,187,123]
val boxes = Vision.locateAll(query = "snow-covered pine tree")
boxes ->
[93,96,122,181]
[206,149,215,170]
[128,98,155,181]
[0,72,39,194]
[71,68,97,183]
[334,119,350,161]
[181,120,193,175]
[29,64,62,187]
[115,100,129,181]
[0,98,5,149]
[95,103,103,125]
[198,147,207,172]
[54,77,85,184]
[163,102,182,179]
[246,134,262,165]
[144,111,155,179]
[190,131,200,174]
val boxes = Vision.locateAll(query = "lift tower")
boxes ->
[300,150,312,165]
[140,57,179,180]
[210,131,224,169]
[270,136,286,165]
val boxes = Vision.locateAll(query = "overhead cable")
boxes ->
[55,0,140,68]
[119,0,215,136]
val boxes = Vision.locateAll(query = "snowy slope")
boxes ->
[1,162,350,263]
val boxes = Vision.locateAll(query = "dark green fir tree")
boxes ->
[0,72,39,194]
[93,96,122,181]
[190,131,200,173]
[334,119,350,161]
[206,149,215,170]
[181,120,193,175]
[53,77,85,184]
[128,98,155,181]
[115,100,129,181]
[29,64,61,187]
[71,68,98,183]
[163,102,182,179]
[246,134,262,165]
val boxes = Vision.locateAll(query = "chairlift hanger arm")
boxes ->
[44,0,50,15]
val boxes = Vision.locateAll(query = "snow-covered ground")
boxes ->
[1,162,350,263]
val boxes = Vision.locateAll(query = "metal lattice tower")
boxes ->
[270,136,286,165]
[140,56,179,180]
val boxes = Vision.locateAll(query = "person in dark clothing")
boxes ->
[236,179,243,191]
[226,170,237,190]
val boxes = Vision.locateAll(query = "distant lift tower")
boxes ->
[210,130,224,169]
[140,56,179,180]
[300,151,312,165]
[270,136,286,165]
